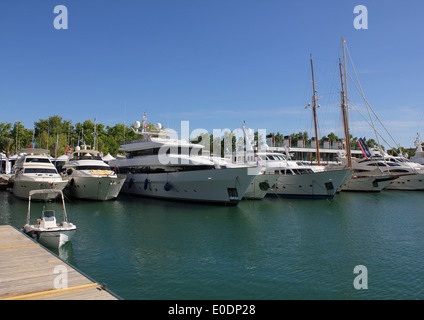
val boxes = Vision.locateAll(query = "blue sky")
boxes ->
[0,0,423,148]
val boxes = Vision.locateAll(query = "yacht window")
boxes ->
[128,148,160,158]
[25,158,51,163]
[163,146,202,156]
[24,168,57,174]
[386,163,401,167]
[367,163,387,167]
[76,165,110,171]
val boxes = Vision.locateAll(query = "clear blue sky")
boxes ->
[0,0,423,148]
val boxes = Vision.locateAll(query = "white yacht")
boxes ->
[108,114,261,205]
[11,149,68,200]
[335,153,399,192]
[257,152,352,198]
[61,146,125,200]
[346,154,424,190]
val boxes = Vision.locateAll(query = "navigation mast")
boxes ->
[339,60,352,168]
[340,37,352,168]
[308,55,321,165]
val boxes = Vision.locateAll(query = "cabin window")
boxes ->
[25,158,51,163]
[75,165,110,171]
[24,168,57,174]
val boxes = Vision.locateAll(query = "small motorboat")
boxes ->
[23,189,76,248]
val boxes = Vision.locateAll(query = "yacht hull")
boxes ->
[341,175,398,192]
[119,166,261,205]
[243,173,279,200]
[267,169,351,198]
[24,225,76,248]
[384,173,424,190]
[12,180,68,200]
[64,176,126,200]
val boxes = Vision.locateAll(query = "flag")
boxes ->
[66,145,69,155]
[357,138,371,159]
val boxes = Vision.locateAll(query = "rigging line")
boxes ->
[344,43,382,151]
[346,72,398,152]
[348,99,393,149]
[345,43,401,151]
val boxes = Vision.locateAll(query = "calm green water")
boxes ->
[1,189,423,300]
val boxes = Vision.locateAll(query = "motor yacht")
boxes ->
[11,149,68,200]
[346,154,424,190]
[62,146,125,200]
[108,114,261,205]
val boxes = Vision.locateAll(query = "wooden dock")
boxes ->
[0,225,119,300]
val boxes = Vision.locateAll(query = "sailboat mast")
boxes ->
[339,61,352,168]
[310,55,321,165]
[342,36,349,122]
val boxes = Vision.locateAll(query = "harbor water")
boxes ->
[1,189,423,300]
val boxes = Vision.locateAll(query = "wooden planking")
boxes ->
[0,225,119,300]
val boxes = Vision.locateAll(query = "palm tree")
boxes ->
[2,137,13,159]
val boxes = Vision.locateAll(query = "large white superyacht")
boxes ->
[11,148,68,200]
[108,114,261,205]
[62,146,125,200]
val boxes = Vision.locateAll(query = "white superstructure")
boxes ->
[109,114,261,205]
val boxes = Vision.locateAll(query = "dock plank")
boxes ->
[0,225,119,300]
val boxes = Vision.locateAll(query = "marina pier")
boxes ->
[0,225,118,300]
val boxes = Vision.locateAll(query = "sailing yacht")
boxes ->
[11,148,68,200]
[108,113,261,205]
[62,145,125,200]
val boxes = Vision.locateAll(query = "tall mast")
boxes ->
[309,55,321,165]
[342,36,349,123]
[339,61,352,168]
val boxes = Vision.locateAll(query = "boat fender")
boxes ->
[129,178,134,189]
[70,178,75,186]
[259,181,271,191]
[164,183,172,191]
[144,178,149,190]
